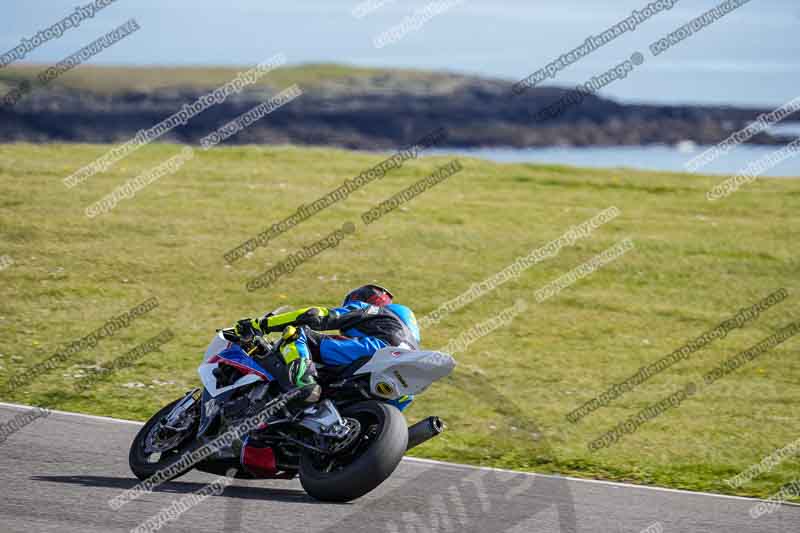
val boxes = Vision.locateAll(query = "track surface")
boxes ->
[0,404,797,533]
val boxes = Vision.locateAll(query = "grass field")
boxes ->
[0,142,798,501]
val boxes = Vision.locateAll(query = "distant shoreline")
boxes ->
[1,64,796,150]
[425,145,800,178]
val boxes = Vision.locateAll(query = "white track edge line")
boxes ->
[404,457,800,507]
[2,401,797,508]
[0,401,143,426]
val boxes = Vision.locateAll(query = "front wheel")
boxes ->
[299,401,408,502]
[129,396,201,481]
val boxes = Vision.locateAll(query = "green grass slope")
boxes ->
[0,142,797,500]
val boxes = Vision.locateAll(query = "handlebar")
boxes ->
[217,327,278,357]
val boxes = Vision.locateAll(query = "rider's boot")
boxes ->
[259,326,321,409]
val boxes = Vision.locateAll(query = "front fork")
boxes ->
[143,389,202,456]
[161,388,201,431]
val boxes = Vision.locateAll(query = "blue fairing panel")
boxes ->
[388,395,414,411]
[217,346,274,381]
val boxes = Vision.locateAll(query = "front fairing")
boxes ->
[204,331,233,362]
[199,332,273,397]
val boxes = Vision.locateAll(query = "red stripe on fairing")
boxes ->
[206,343,232,364]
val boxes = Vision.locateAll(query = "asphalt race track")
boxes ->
[0,403,797,533]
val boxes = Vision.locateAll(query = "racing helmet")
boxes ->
[343,284,394,307]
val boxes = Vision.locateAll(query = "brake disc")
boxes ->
[144,425,186,455]
[328,417,362,454]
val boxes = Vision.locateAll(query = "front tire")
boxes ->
[129,397,201,482]
[299,401,408,502]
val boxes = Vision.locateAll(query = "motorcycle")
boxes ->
[128,313,456,502]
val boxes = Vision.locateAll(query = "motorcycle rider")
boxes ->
[233,284,420,411]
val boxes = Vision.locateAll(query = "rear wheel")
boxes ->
[299,401,408,502]
[129,396,201,481]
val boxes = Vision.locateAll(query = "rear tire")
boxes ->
[129,398,201,482]
[299,401,408,502]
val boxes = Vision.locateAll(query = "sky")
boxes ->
[3,0,798,107]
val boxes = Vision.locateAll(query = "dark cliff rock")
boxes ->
[0,71,793,148]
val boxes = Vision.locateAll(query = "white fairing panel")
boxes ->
[354,347,456,400]
[198,363,262,398]
[198,332,264,398]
